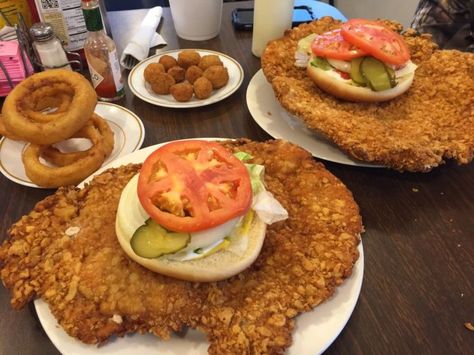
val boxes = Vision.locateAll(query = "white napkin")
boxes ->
[253,190,289,224]
[120,7,167,69]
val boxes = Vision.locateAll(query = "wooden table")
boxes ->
[1,2,473,354]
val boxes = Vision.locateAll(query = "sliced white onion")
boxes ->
[327,58,351,73]
[294,51,310,68]
[394,60,417,78]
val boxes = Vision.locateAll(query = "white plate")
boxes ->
[0,102,145,188]
[34,139,364,355]
[128,49,244,108]
[247,70,381,168]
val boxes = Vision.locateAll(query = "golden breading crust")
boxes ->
[0,139,363,354]
[261,17,474,172]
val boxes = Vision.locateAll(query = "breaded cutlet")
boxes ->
[0,139,362,354]
[262,17,474,172]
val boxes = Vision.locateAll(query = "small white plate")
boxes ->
[246,70,382,168]
[0,102,145,188]
[34,139,364,355]
[129,49,244,108]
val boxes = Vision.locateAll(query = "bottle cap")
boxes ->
[30,23,55,42]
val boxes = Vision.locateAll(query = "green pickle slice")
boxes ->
[311,57,331,71]
[360,57,392,91]
[131,219,190,258]
[350,57,367,86]
[385,65,397,88]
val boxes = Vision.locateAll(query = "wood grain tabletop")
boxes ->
[0,2,472,355]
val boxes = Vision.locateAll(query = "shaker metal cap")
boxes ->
[30,23,54,41]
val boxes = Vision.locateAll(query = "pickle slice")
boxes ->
[350,57,367,86]
[131,219,190,258]
[360,57,392,91]
[385,65,397,88]
[311,57,331,71]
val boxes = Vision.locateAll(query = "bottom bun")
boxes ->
[307,64,414,102]
[116,206,267,283]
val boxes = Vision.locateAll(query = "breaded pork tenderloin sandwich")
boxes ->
[0,139,363,353]
[262,17,474,171]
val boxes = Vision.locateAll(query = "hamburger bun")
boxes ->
[115,174,267,282]
[116,214,266,282]
[307,63,415,102]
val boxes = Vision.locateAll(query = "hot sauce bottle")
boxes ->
[81,0,124,101]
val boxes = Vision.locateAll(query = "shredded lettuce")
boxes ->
[235,151,266,194]
[234,151,289,224]
[297,33,317,54]
[234,151,253,161]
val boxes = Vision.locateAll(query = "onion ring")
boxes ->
[22,83,74,123]
[41,113,114,167]
[2,70,97,145]
[23,94,74,123]
[22,116,112,188]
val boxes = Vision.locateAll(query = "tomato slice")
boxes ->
[311,29,367,61]
[341,19,410,65]
[137,140,252,233]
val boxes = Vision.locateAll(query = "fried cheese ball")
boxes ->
[170,82,194,102]
[185,65,203,84]
[143,63,165,84]
[158,55,178,71]
[203,65,229,89]
[193,77,213,99]
[167,65,185,82]
[150,73,176,95]
[177,50,201,69]
[198,54,223,71]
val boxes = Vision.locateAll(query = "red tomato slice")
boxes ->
[137,140,252,233]
[311,29,366,60]
[341,19,410,65]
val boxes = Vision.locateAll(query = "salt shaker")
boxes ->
[252,0,295,57]
[30,23,72,70]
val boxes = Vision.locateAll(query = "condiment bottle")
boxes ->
[81,0,124,101]
[30,22,72,70]
[252,0,295,57]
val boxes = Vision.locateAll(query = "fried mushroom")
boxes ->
[158,55,178,71]
[185,65,203,84]
[193,77,213,99]
[203,65,229,89]
[150,73,176,95]
[177,50,201,69]
[143,63,165,84]
[198,54,223,71]
[170,82,194,102]
[167,66,186,82]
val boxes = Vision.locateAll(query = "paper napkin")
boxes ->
[120,6,167,69]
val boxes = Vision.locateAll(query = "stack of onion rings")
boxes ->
[1,70,115,188]
[41,113,114,167]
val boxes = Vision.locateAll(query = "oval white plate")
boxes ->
[34,139,363,355]
[246,70,382,168]
[128,49,244,108]
[0,102,145,188]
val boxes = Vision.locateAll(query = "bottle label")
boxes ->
[109,49,124,92]
[35,0,88,51]
[89,62,104,89]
